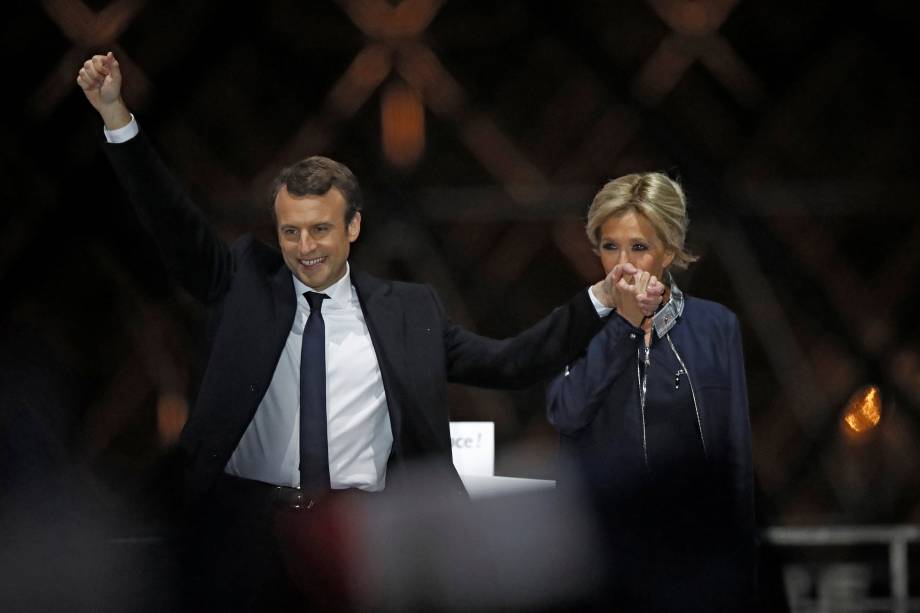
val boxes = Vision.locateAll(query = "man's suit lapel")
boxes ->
[269,263,297,358]
[351,269,407,458]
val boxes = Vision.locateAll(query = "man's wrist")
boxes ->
[588,285,614,317]
[99,98,132,131]
[104,113,138,144]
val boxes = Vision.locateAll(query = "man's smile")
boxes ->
[299,256,327,268]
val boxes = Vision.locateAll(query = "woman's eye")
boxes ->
[602,243,617,251]
[632,243,648,251]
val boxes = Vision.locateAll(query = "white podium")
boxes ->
[449,421,555,499]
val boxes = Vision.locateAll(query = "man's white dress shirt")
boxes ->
[224,265,392,490]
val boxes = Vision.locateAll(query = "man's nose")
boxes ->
[298,234,316,254]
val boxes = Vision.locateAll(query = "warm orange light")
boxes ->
[842,385,882,433]
[381,80,425,168]
[157,391,188,446]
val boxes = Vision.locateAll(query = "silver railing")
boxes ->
[764,525,920,613]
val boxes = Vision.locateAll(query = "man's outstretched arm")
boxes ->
[77,53,233,303]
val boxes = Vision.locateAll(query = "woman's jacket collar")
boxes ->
[652,273,684,338]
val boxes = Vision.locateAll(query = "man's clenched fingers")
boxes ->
[91,55,111,75]
[82,60,104,83]
[77,68,101,89]
[615,277,633,293]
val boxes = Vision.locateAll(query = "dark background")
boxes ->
[2,1,920,605]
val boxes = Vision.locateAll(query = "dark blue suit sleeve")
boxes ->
[437,287,605,389]
[102,130,233,304]
[546,314,642,435]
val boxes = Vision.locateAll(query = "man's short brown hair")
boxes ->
[269,156,363,223]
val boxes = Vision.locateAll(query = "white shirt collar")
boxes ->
[291,261,353,309]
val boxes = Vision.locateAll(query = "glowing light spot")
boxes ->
[157,392,188,446]
[381,80,425,168]
[843,385,882,433]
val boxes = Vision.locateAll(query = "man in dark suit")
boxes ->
[77,52,648,610]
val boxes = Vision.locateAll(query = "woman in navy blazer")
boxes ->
[547,173,755,611]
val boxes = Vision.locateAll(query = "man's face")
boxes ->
[275,185,361,291]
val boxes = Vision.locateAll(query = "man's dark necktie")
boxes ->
[300,291,330,492]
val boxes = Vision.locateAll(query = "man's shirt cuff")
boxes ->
[588,286,614,317]
[104,115,138,143]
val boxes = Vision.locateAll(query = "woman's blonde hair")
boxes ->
[585,172,698,270]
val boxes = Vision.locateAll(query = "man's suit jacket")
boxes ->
[103,132,604,500]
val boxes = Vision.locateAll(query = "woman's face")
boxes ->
[597,210,675,279]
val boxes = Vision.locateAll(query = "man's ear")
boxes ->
[348,212,362,243]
